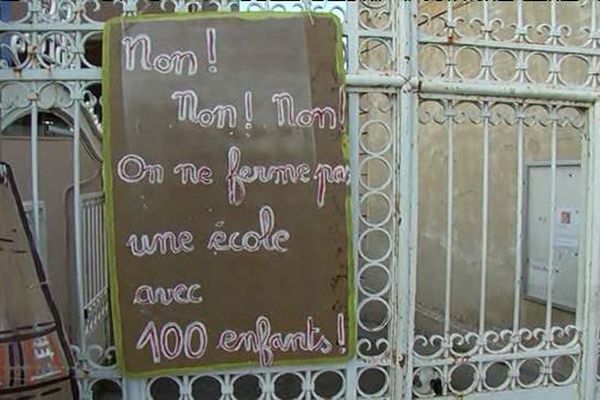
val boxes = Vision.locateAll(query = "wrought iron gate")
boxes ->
[3,1,600,399]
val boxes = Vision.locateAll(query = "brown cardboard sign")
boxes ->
[103,12,354,375]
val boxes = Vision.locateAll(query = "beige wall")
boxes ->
[0,136,102,341]
[416,104,582,333]
[415,2,588,335]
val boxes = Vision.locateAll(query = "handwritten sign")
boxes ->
[103,13,354,375]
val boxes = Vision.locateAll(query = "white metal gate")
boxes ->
[3,1,600,399]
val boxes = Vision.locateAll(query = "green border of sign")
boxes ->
[103,11,356,377]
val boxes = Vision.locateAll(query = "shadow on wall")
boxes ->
[0,117,103,345]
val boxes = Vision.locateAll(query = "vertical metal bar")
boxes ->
[513,105,525,327]
[444,99,454,339]
[101,195,110,341]
[516,0,524,35]
[581,100,600,400]
[98,202,103,305]
[541,106,558,388]
[442,98,454,397]
[304,371,310,400]
[399,1,419,399]
[593,0,598,41]
[84,203,91,307]
[545,108,557,336]
[29,0,40,249]
[89,203,94,311]
[101,199,107,297]
[392,0,404,396]
[73,91,86,348]
[345,2,360,400]
[479,101,490,336]
[549,0,557,43]
[89,201,96,310]
[482,0,489,35]
[94,202,100,308]
[89,204,93,310]
[516,0,526,84]
[345,91,360,400]
[346,1,359,74]
[576,116,589,330]
[511,103,525,390]
[124,377,145,400]
[402,83,420,400]
[477,100,491,394]
[84,201,89,312]
[482,1,491,81]
[590,0,597,89]
[345,2,359,399]
[88,202,93,311]
[445,1,455,81]
[549,1,559,86]
[30,94,41,247]
[82,203,88,312]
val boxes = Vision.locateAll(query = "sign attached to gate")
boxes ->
[103,13,354,375]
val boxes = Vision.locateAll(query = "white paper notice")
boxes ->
[553,207,580,249]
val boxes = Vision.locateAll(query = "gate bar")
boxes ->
[581,101,600,399]
[417,78,600,103]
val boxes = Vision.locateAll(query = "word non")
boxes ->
[133,283,203,306]
[171,90,237,129]
[171,89,343,130]
[207,205,290,253]
[218,315,334,367]
[122,30,217,76]
[272,90,345,129]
